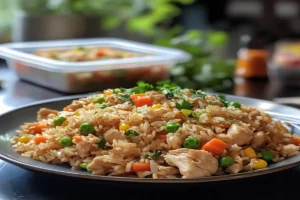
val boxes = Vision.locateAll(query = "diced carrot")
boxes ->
[130,94,146,100]
[202,138,228,156]
[131,162,150,172]
[73,136,82,142]
[63,105,71,111]
[130,94,152,107]
[96,50,106,57]
[28,124,48,134]
[33,136,47,144]
[175,112,181,119]
[293,138,300,146]
[155,131,167,142]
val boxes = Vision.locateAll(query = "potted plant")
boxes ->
[12,0,195,42]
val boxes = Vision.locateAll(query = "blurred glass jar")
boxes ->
[269,41,300,87]
[235,48,268,78]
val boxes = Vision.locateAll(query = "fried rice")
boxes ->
[10,82,300,179]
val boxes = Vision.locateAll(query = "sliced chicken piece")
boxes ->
[227,124,253,146]
[156,166,179,178]
[280,144,300,157]
[164,148,218,178]
[104,129,127,144]
[68,97,93,111]
[87,155,126,175]
[111,140,141,158]
[37,108,59,121]
[251,131,267,148]
[226,163,243,174]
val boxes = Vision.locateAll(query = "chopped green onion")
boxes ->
[175,99,192,110]
[98,103,108,109]
[228,101,241,109]
[93,97,105,104]
[191,92,207,99]
[124,130,139,137]
[97,136,106,149]
[146,151,162,160]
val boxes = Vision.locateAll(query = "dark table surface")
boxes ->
[0,64,300,200]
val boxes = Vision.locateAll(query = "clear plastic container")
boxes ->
[0,38,190,93]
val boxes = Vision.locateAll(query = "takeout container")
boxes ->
[269,40,300,87]
[0,38,190,93]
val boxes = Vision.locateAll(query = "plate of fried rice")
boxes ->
[1,81,300,183]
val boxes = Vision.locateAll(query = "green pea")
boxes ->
[183,137,200,149]
[165,122,181,133]
[80,162,88,169]
[99,103,108,109]
[79,123,95,135]
[93,97,105,104]
[219,156,234,167]
[53,116,67,126]
[261,150,274,162]
[59,137,72,147]
[228,101,241,109]
[98,136,106,149]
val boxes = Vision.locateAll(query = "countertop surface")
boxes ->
[0,64,300,200]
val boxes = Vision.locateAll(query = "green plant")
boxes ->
[16,0,194,39]
[164,30,236,91]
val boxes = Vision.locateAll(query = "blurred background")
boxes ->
[0,0,299,103]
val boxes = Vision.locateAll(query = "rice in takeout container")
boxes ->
[0,38,190,93]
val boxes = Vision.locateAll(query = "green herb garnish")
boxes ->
[216,94,229,107]
[118,93,131,102]
[113,88,126,94]
[176,99,192,110]
[145,151,162,160]
[99,103,108,109]
[124,130,139,137]
[156,80,182,99]
[191,92,207,99]
[131,81,154,94]
[97,136,106,149]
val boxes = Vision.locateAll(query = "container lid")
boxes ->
[0,38,191,72]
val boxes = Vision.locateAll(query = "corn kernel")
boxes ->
[18,135,30,143]
[75,110,80,116]
[244,147,256,158]
[104,90,113,96]
[181,109,192,116]
[119,123,130,131]
[253,159,268,169]
[152,104,162,109]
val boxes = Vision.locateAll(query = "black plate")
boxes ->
[0,95,299,183]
